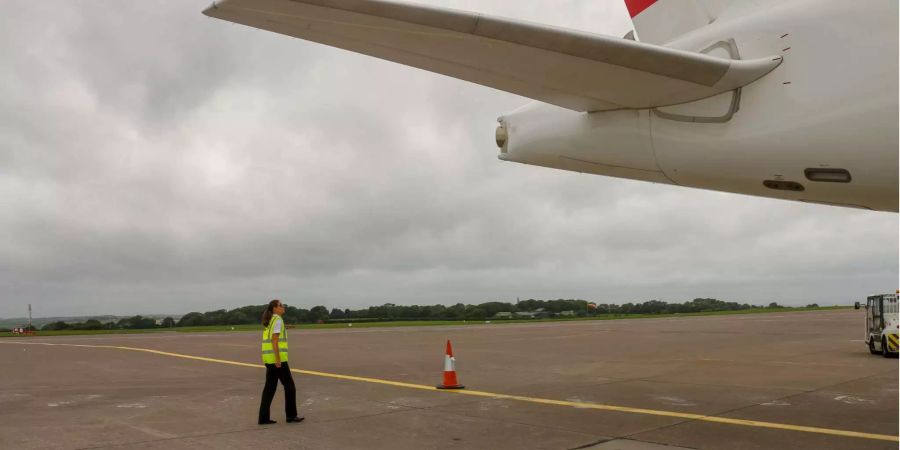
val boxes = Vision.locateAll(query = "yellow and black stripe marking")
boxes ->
[1,341,897,443]
[887,333,898,352]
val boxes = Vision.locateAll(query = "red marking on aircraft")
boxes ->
[625,0,658,18]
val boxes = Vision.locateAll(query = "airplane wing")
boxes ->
[203,0,781,112]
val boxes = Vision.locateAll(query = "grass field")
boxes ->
[0,306,851,338]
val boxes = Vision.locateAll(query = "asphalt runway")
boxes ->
[0,309,896,449]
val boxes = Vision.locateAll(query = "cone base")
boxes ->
[436,384,465,390]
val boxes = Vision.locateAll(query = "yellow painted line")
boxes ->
[2,341,896,443]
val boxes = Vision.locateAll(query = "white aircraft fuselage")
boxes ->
[205,0,897,212]
[498,0,897,211]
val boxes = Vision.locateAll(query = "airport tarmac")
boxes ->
[0,309,896,449]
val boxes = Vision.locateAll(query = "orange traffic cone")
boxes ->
[436,340,465,389]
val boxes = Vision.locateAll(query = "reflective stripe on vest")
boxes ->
[261,315,288,364]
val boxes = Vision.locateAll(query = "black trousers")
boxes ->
[258,362,298,422]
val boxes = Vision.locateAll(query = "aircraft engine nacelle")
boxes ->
[496,102,673,186]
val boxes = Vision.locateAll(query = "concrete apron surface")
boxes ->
[0,309,896,449]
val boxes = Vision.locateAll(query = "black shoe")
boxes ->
[286,416,305,423]
[258,419,277,425]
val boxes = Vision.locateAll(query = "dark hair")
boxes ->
[262,299,281,327]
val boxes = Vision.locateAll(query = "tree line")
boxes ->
[31,298,818,331]
[40,316,175,331]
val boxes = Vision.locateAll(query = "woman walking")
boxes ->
[258,299,304,425]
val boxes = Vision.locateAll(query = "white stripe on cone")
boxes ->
[444,355,455,372]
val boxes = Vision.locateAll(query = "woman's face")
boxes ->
[275,302,285,315]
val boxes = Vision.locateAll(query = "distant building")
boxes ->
[559,310,575,317]
[493,312,513,319]
[514,310,551,319]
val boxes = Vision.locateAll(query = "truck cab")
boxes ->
[866,293,898,357]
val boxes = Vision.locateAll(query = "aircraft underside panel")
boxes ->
[649,0,898,211]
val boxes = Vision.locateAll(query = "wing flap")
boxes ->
[204,0,780,111]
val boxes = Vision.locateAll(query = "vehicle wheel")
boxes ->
[882,337,891,358]
[869,338,880,355]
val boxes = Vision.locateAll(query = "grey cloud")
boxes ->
[0,0,896,318]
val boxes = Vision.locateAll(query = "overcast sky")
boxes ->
[1,0,896,318]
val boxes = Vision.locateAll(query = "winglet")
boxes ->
[715,55,783,92]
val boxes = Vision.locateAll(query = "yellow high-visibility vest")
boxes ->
[261,314,288,364]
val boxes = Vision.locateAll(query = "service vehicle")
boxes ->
[865,293,898,357]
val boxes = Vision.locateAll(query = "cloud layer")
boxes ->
[1,0,896,317]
